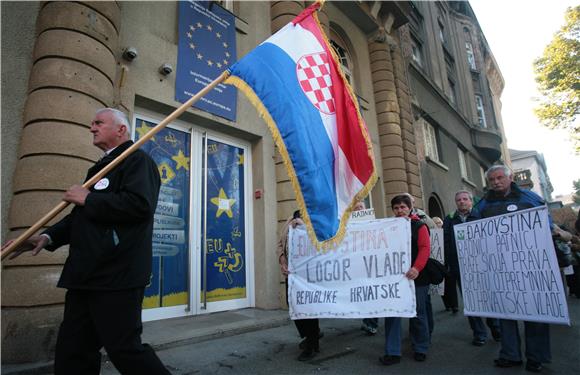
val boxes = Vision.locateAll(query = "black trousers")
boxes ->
[442,272,459,309]
[566,266,580,297]
[54,288,170,375]
[285,280,319,349]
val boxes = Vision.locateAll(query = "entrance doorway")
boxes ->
[428,195,444,219]
[133,111,254,321]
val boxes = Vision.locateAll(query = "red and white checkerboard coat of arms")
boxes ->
[296,52,336,115]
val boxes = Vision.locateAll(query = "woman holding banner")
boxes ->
[379,194,431,365]
[277,210,322,361]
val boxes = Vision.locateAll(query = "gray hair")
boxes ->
[485,164,512,180]
[454,190,473,201]
[96,108,131,134]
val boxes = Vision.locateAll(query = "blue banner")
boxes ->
[203,139,246,302]
[177,0,237,120]
[136,119,191,308]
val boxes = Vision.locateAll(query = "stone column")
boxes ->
[369,39,408,214]
[2,1,120,363]
[389,35,423,206]
[369,33,423,214]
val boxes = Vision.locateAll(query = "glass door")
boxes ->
[199,136,251,312]
[134,111,254,320]
[136,117,192,321]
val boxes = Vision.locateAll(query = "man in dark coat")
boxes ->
[6,108,170,375]
[443,190,500,345]
[473,165,550,373]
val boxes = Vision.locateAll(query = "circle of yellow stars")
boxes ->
[186,21,231,70]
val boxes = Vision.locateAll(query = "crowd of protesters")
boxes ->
[278,164,580,373]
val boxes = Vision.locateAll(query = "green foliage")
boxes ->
[533,6,580,154]
[574,179,580,205]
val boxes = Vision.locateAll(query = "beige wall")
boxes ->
[1,1,40,241]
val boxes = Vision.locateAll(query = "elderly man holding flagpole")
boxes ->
[2,0,376,369]
[3,108,170,375]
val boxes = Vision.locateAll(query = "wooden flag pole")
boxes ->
[1,71,230,261]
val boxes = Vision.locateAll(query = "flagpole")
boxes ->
[1,71,230,261]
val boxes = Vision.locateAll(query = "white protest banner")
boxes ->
[454,206,569,325]
[429,228,445,296]
[288,218,416,319]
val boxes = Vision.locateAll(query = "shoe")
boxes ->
[494,358,523,368]
[297,348,317,361]
[378,355,401,365]
[414,352,427,362]
[491,327,502,342]
[298,331,324,350]
[526,360,543,373]
[298,339,320,352]
[451,308,459,314]
[472,338,486,346]
[361,324,377,335]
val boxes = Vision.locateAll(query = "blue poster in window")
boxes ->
[136,119,191,309]
[203,140,246,302]
[177,1,237,121]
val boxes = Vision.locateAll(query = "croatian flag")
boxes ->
[225,2,377,248]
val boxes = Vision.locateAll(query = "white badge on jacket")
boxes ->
[94,178,110,190]
[506,204,518,212]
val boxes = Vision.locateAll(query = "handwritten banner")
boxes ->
[429,228,445,296]
[288,218,416,319]
[454,206,569,325]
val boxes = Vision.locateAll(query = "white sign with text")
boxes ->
[454,206,569,325]
[350,208,375,221]
[288,218,416,319]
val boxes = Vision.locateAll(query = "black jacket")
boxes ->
[411,219,430,287]
[473,182,545,219]
[44,141,161,290]
[443,210,478,277]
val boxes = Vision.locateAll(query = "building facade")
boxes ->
[1,1,436,363]
[510,148,554,201]
[402,1,506,218]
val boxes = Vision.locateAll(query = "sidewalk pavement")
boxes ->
[1,308,292,375]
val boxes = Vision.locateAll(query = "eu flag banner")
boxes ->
[224,3,377,248]
[177,0,237,120]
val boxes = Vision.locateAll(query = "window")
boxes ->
[466,42,476,70]
[448,79,457,105]
[330,38,354,85]
[424,122,440,162]
[475,95,487,128]
[438,21,446,44]
[458,148,468,178]
[411,36,424,67]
